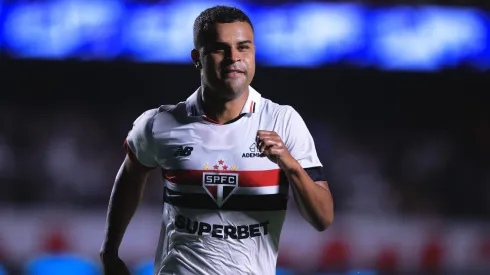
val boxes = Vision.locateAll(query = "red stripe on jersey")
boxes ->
[124,139,139,163]
[163,169,282,187]
[202,116,221,124]
[249,101,254,112]
[124,140,155,169]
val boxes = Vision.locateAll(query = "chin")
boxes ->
[225,79,247,90]
[226,84,248,96]
[206,79,247,100]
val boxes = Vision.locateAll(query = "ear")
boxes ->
[191,49,201,69]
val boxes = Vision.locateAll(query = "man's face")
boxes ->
[197,22,255,99]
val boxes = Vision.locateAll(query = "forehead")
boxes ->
[205,22,254,43]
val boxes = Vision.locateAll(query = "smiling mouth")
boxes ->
[224,69,244,73]
[222,70,245,77]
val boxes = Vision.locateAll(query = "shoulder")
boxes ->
[133,102,188,131]
[260,98,304,126]
[261,97,299,115]
[126,102,187,167]
[132,108,158,126]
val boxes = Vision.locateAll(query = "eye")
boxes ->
[212,49,225,54]
[210,43,227,53]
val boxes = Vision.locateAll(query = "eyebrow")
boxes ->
[211,40,253,48]
[237,40,252,45]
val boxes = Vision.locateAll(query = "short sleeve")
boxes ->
[282,106,322,169]
[125,109,159,168]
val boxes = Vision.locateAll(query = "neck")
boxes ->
[200,86,249,124]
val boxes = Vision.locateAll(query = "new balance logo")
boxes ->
[174,146,193,157]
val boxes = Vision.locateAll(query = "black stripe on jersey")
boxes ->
[163,188,288,211]
[223,113,246,124]
[252,102,256,113]
[305,166,326,182]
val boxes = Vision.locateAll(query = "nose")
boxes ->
[227,47,241,62]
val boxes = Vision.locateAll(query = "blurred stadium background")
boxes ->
[1,0,489,274]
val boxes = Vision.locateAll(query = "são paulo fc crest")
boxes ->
[202,160,238,207]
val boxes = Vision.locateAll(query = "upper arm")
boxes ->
[282,107,322,169]
[124,109,159,169]
[117,155,153,185]
[281,106,327,182]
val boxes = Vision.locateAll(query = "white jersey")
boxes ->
[125,86,323,275]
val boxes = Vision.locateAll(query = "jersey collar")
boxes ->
[185,86,262,117]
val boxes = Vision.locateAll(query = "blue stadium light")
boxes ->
[368,6,488,71]
[2,0,125,58]
[253,3,365,67]
[1,0,488,71]
[25,253,100,275]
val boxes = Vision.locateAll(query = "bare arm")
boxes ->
[283,164,334,231]
[257,130,334,232]
[100,156,153,257]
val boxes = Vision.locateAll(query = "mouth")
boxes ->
[222,69,245,77]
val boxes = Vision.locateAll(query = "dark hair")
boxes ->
[193,5,254,48]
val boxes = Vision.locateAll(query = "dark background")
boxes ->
[3,59,489,218]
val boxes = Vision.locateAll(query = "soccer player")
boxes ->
[100,5,334,275]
